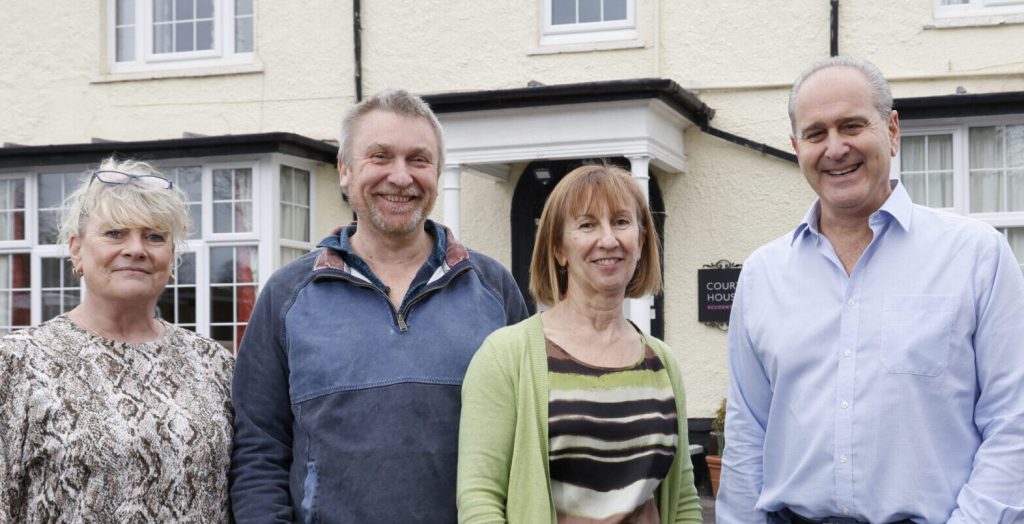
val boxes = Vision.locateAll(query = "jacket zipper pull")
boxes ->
[397,314,408,332]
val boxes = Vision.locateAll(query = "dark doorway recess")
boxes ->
[510,158,666,339]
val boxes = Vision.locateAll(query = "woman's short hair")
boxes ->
[529,164,662,307]
[59,157,190,259]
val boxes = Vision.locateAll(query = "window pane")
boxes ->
[116,27,136,62]
[1008,124,1024,168]
[154,23,174,53]
[1004,227,1024,273]
[295,171,310,205]
[40,257,79,322]
[235,17,253,52]
[175,22,194,52]
[0,254,31,332]
[178,251,196,285]
[197,0,214,18]
[552,0,576,24]
[605,0,627,20]
[236,0,253,15]
[901,136,925,171]
[970,126,1002,169]
[928,134,953,171]
[941,0,968,4]
[38,210,59,245]
[280,169,293,202]
[154,0,173,22]
[214,202,231,233]
[234,169,252,199]
[929,172,954,208]
[117,0,135,24]
[196,20,214,50]
[175,0,194,20]
[0,180,25,241]
[971,171,1004,213]
[213,170,232,200]
[211,286,233,322]
[177,167,202,200]
[1007,170,1024,212]
[579,0,601,22]
[210,245,258,351]
[38,173,62,208]
[236,202,253,232]
[211,245,234,283]
[281,247,307,266]
[902,173,925,204]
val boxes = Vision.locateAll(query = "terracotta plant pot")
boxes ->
[706,455,722,497]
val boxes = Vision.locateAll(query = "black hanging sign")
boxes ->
[698,260,742,327]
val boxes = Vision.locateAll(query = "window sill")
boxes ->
[924,12,1024,29]
[528,37,645,56]
[92,62,264,84]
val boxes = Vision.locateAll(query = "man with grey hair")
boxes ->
[718,57,1024,523]
[230,89,528,522]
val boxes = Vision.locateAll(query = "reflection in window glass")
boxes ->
[209,245,258,351]
[0,253,31,333]
[213,168,253,233]
[158,252,197,331]
[40,257,80,322]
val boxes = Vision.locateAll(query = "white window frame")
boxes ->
[933,0,1024,19]
[896,114,1024,230]
[107,0,254,74]
[539,0,639,48]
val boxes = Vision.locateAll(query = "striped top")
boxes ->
[547,338,678,524]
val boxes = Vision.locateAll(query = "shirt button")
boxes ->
[842,507,850,515]
[841,400,849,409]
[839,454,848,463]
[844,350,852,358]
[847,299,855,306]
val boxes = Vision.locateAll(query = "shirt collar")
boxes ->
[791,179,912,245]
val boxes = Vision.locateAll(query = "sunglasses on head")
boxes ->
[89,170,173,190]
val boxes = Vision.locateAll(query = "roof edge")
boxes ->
[422,78,715,128]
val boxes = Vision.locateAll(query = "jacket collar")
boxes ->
[313,219,470,273]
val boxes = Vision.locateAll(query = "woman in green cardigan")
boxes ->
[458,164,702,523]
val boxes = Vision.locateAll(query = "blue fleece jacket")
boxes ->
[230,221,528,523]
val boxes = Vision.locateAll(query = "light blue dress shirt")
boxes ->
[717,182,1024,523]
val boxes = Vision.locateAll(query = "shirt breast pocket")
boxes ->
[880,295,957,376]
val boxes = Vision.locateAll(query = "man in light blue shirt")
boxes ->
[717,56,1024,523]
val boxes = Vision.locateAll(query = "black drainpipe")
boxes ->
[353,0,363,102]
[830,0,839,56]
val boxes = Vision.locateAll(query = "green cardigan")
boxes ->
[457,314,703,523]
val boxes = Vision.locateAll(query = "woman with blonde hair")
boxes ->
[458,164,701,523]
[0,158,233,522]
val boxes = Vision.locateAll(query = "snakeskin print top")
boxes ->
[0,314,234,523]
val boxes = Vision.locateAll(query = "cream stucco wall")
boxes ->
[4,0,1024,416]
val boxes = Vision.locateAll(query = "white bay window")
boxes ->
[898,116,1024,271]
[0,145,323,349]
